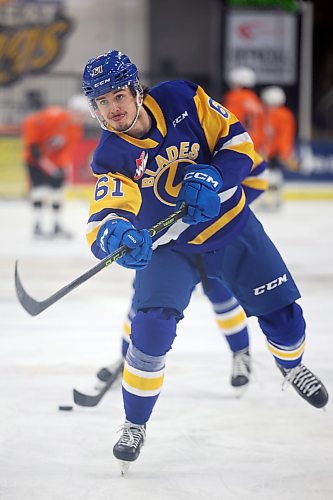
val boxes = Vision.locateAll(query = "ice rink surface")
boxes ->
[1,196,333,500]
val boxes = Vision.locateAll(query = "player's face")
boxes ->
[95,88,138,132]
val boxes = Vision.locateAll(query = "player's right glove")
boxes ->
[176,164,223,224]
[97,218,152,270]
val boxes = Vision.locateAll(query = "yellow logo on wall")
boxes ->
[0,0,73,86]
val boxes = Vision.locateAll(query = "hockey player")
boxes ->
[260,85,299,209]
[82,50,328,472]
[96,150,268,397]
[22,95,89,238]
[223,66,265,156]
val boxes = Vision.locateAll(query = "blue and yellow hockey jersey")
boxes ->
[86,80,267,259]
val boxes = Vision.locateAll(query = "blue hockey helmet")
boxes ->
[82,50,141,101]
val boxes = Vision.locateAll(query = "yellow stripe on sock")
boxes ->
[123,366,164,392]
[266,340,305,360]
[123,321,131,335]
[216,309,247,330]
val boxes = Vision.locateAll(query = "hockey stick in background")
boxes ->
[73,359,124,407]
[15,206,187,317]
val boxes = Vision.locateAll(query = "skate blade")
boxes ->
[94,380,107,391]
[233,384,249,398]
[119,460,131,476]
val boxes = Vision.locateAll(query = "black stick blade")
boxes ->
[15,261,49,316]
[73,361,124,407]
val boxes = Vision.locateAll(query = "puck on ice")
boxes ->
[58,405,73,411]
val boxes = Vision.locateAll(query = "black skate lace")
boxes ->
[232,351,250,378]
[117,421,146,449]
[283,364,321,397]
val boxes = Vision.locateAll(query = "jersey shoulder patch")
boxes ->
[208,98,229,118]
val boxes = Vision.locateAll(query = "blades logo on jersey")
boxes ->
[134,151,148,180]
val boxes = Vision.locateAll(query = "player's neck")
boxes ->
[125,107,152,139]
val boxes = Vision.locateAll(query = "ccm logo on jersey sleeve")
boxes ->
[173,111,188,127]
[253,274,288,295]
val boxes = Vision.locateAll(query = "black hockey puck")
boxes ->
[58,405,73,411]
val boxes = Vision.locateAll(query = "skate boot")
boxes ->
[94,358,124,390]
[53,223,72,239]
[231,348,251,397]
[277,362,329,409]
[33,223,49,239]
[113,420,146,475]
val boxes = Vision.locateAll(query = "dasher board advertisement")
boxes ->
[225,9,298,84]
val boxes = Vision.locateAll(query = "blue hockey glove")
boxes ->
[176,164,223,224]
[97,218,152,270]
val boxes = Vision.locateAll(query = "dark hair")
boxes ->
[129,85,150,98]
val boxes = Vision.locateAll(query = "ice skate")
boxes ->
[113,420,146,474]
[52,223,72,239]
[33,223,50,239]
[94,358,123,390]
[119,460,131,476]
[231,348,251,397]
[277,362,329,409]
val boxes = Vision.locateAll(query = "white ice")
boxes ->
[1,196,333,500]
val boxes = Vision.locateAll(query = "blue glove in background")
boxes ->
[176,164,223,224]
[97,218,152,270]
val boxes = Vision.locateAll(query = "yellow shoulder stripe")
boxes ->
[242,177,269,191]
[251,150,264,171]
[144,94,167,136]
[194,86,238,154]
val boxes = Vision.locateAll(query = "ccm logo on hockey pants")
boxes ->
[253,274,288,296]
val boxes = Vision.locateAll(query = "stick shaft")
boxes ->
[15,206,186,316]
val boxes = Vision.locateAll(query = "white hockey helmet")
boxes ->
[67,94,90,113]
[261,86,286,107]
[228,66,256,88]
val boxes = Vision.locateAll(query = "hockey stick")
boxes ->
[73,359,124,407]
[15,206,187,317]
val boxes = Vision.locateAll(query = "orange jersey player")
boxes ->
[22,106,83,176]
[223,67,265,154]
[261,86,298,171]
[21,96,88,238]
[260,86,299,209]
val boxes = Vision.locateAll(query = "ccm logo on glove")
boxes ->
[176,164,223,225]
[183,171,220,190]
[99,227,110,253]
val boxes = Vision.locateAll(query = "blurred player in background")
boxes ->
[223,66,265,156]
[260,85,299,209]
[22,94,89,238]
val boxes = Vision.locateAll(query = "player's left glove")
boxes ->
[176,164,223,224]
[97,218,152,270]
